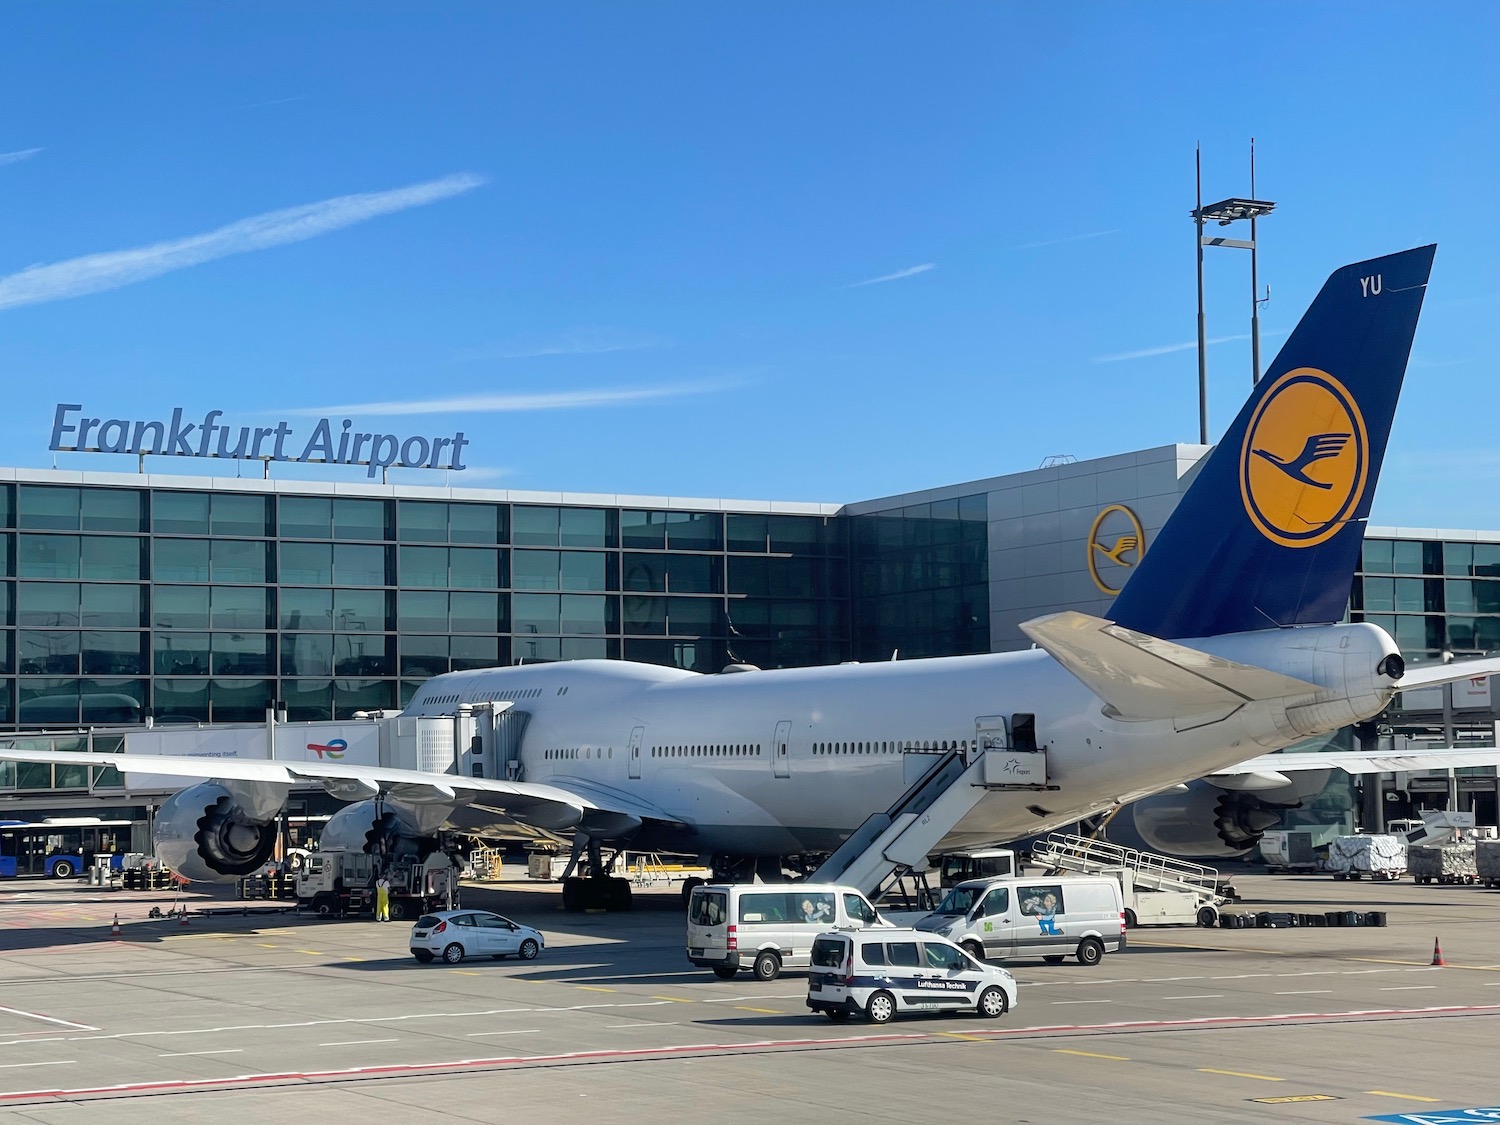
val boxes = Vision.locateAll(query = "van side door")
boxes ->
[972,886,1015,960]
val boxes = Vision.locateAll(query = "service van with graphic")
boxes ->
[686,883,889,981]
[805,928,1018,1024]
[914,875,1124,965]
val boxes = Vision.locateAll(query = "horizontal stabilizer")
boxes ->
[1020,611,1320,721]
[1395,655,1500,691]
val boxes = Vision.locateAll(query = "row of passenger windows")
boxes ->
[652,744,763,757]
[813,740,967,754]
[543,747,614,760]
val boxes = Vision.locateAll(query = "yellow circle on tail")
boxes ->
[1239,367,1368,548]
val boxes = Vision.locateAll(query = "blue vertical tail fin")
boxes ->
[1107,245,1435,639]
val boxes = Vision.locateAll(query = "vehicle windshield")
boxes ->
[688,889,727,926]
[810,937,846,968]
[414,915,442,928]
[933,886,980,915]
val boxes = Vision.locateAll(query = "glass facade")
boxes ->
[1351,537,1500,664]
[0,481,860,731]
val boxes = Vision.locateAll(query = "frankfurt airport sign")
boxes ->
[49,404,469,478]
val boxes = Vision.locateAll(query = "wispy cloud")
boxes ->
[1093,329,1287,364]
[850,262,935,287]
[1410,355,1473,369]
[0,147,42,166]
[292,377,744,417]
[455,330,669,362]
[1010,228,1119,252]
[0,172,485,313]
[1389,449,1500,481]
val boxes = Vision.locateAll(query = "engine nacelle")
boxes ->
[154,783,279,882]
[318,800,441,862]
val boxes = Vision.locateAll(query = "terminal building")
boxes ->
[1,449,1495,844]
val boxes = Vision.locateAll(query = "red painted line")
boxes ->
[963,1002,1500,1037]
[0,1033,929,1101]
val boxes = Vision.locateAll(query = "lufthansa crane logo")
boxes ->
[1240,367,1368,549]
[1087,504,1146,595]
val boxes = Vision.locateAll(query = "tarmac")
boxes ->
[0,868,1495,1124]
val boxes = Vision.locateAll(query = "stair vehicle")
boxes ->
[806,928,1018,1024]
[1030,833,1229,928]
[686,883,889,981]
[295,849,460,919]
[913,874,1125,965]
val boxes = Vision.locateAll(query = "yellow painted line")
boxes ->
[295,949,324,956]
[451,969,480,976]
[1367,1091,1441,1103]
[937,1030,987,1042]
[734,1006,783,1015]
[254,943,279,949]
[1198,1068,1283,1082]
[1351,957,1500,971]
[344,957,365,963]
[1053,1049,1129,1061]
[576,986,617,993]
[1252,1095,1339,1104]
[651,996,694,1003]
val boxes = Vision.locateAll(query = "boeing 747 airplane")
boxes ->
[5,245,1497,905]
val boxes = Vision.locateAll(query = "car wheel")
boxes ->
[50,860,75,879]
[978,986,1008,1018]
[962,940,985,962]
[1043,955,1065,964]
[826,1009,850,1022]
[1124,909,1138,929]
[711,966,738,980]
[1076,938,1104,966]
[752,950,781,982]
[864,990,896,1024]
[1197,906,1218,928]
[442,942,465,964]
[519,938,540,960]
[413,950,435,963]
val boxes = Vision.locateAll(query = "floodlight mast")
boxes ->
[1191,142,1277,443]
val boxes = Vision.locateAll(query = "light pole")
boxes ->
[1191,143,1277,441]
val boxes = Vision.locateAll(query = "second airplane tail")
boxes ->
[1107,245,1435,640]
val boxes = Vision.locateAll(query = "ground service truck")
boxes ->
[296,850,461,919]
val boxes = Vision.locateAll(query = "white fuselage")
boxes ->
[401,622,1400,857]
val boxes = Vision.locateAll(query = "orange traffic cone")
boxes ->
[111,913,121,938]
[1431,937,1446,967]
[178,908,190,927]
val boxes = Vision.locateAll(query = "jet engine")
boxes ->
[154,783,280,882]
[318,800,442,862]
[1114,777,1317,860]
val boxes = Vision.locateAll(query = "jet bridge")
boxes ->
[810,728,1053,898]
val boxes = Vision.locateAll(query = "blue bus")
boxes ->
[0,818,141,879]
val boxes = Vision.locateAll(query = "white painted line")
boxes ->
[158,1049,244,1057]
[603,1023,677,1029]
[1209,974,1271,980]
[1051,1000,1111,1005]
[467,1030,541,1037]
[0,1006,98,1032]
[318,1039,399,1047]
[1162,995,1224,1000]
[0,1060,75,1070]
[1379,986,1437,992]
[1275,990,1334,995]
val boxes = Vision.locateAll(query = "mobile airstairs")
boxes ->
[1030,833,1235,927]
[810,721,1053,901]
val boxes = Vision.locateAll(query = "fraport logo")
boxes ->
[307,739,347,760]
[50,404,469,479]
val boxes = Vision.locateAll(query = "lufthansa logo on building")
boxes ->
[1239,367,1368,549]
[1087,504,1145,595]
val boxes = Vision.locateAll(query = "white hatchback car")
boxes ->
[410,910,545,964]
[806,929,1018,1024]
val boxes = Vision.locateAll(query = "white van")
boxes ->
[806,928,1018,1024]
[915,875,1125,965]
[686,883,889,981]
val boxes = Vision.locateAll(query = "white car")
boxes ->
[410,910,545,964]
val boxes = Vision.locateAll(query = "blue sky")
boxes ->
[0,3,1495,526]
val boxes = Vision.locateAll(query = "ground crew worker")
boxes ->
[375,873,391,922]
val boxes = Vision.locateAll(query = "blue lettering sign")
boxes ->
[48,404,468,477]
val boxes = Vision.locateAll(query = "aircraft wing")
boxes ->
[1020,611,1320,721]
[1213,747,1500,778]
[0,747,677,834]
